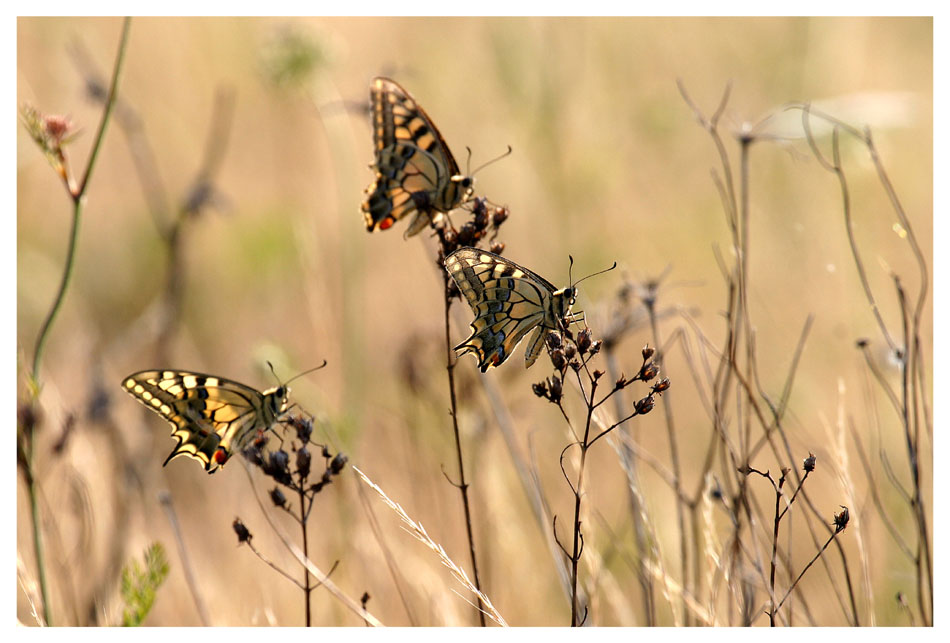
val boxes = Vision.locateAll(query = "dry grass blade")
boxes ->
[17,556,45,627]
[353,466,509,626]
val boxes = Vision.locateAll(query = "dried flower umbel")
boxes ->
[237,412,348,626]
[533,319,668,625]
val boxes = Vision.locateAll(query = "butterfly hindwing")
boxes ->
[445,248,575,371]
[362,77,473,236]
[122,370,289,473]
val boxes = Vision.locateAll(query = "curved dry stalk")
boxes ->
[353,467,508,626]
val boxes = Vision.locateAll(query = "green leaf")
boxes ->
[120,542,170,626]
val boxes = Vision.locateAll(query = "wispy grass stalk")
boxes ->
[354,466,508,626]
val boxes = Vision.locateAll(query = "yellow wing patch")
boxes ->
[361,77,474,237]
[121,370,289,473]
[445,248,576,372]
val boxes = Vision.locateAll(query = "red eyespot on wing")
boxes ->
[379,217,394,230]
[214,448,230,465]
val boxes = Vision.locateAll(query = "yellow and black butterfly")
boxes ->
[361,77,474,237]
[121,370,291,473]
[445,248,584,372]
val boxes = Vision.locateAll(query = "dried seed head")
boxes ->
[639,362,659,381]
[296,446,312,479]
[635,394,655,415]
[269,487,287,508]
[242,442,264,467]
[264,449,292,485]
[441,227,459,252]
[473,199,490,229]
[833,506,850,532]
[330,452,348,475]
[290,415,313,443]
[547,375,563,404]
[563,342,577,360]
[233,518,252,544]
[492,206,509,227]
[577,329,592,354]
[589,340,602,356]
[642,345,655,361]
[652,377,671,394]
[489,241,505,255]
[532,381,548,398]
[551,348,566,372]
[803,452,817,472]
[457,222,480,246]
[593,369,605,381]
[546,331,562,350]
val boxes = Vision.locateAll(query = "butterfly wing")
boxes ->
[121,370,287,473]
[362,77,472,236]
[445,248,562,371]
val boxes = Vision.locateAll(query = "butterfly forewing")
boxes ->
[122,370,289,473]
[362,77,472,236]
[445,248,572,371]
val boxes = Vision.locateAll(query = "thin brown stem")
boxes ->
[443,292,486,627]
[299,487,312,626]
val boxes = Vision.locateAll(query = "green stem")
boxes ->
[26,443,50,625]
[30,17,131,383]
[24,18,132,627]
[31,199,84,382]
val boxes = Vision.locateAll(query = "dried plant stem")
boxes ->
[775,530,841,615]
[299,487,312,626]
[158,492,211,626]
[569,434,591,627]
[799,105,931,625]
[442,291,486,626]
[243,464,384,626]
[604,349,655,624]
[643,296,689,623]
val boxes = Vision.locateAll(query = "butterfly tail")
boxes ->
[454,328,507,373]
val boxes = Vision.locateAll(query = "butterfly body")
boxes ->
[445,248,577,371]
[121,370,289,473]
[362,77,473,237]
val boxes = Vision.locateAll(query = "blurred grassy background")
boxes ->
[17,17,932,626]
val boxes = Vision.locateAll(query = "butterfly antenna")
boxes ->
[465,145,473,176]
[470,145,513,176]
[266,360,280,386]
[568,255,575,288]
[283,360,329,386]
[573,261,619,289]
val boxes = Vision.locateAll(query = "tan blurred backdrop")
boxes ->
[17,17,932,626]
